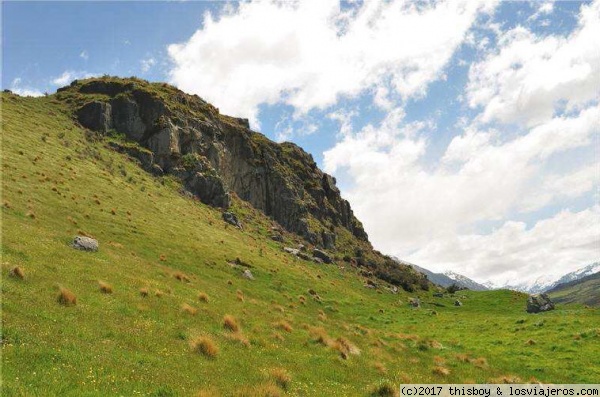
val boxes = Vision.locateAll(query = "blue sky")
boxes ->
[4,0,599,285]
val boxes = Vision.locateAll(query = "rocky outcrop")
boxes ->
[64,77,368,248]
[526,293,555,313]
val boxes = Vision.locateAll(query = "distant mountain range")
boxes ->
[485,262,600,294]
[546,271,600,306]
[393,258,489,291]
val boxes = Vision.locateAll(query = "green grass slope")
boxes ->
[547,272,600,307]
[1,92,599,396]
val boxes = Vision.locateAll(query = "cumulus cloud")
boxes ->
[324,103,599,281]
[407,206,600,285]
[51,70,97,86]
[167,0,497,126]
[10,78,44,97]
[467,0,600,127]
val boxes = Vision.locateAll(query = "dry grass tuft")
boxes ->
[272,332,285,342]
[397,333,419,341]
[309,326,331,346]
[455,353,470,363]
[26,211,36,219]
[332,337,360,359]
[433,366,450,376]
[98,280,113,294]
[236,290,245,302]
[191,336,219,358]
[198,292,210,303]
[57,287,77,306]
[318,310,327,321]
[140,288,149,297]
[269,368,291,391]
[10,266,25,279]
[526,339,536,345]
[488,375,522,384]
[174,271,190,282]
[159,254,167,261]
[273,320,293,333]
[155,289,164,298]
[298,295,306,304]
[433,356,446,365]
[181,303,198,315]
[470,357,488,368]
[223,315,240,332]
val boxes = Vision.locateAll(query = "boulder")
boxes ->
[409,298,420,308]
[454,299,462,307]
[526,293,555,313]
[297,252,312,261]
[283,247,300,256]
[76,101,112,133]
[312,257,324,264]
[271,234,284,242]
[312,249,332,264]
[222,212,241,228]
[242,269,254,280]
[72,236,99,252]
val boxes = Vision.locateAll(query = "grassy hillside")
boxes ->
[547,272,600,307]
[1,92,599,396]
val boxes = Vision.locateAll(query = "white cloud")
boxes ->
[467,0,600,127]
[141,57,156,73]
[80,50,89,61]
[324,104,599,281]
[51,70,97,86]
[10,77,44,97]
[167,0,497,126]
[407,205,600,285]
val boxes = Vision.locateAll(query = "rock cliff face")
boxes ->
[59,78,368,248]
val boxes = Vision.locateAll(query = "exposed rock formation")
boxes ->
[61,77,368,248]
[526,293,555,313]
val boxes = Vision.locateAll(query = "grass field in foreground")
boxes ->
[1,93,599,396]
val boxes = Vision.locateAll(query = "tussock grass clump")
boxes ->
[318,310,327,321]
[223,315,240,332]
[174,271,190,282]
[98,280,113,294]
[181,303,198,315]
[159,254,167,261]
[369,382,399,397]
[471,357,488,368]
[298,295,306,305]
[269,368,291,391]
[236,290,245,302]
[26,211,36,219]
[309,326,331,346]
[155,289,164,298]
[332,337,360,359]
[198,292,210,303]
[526,339,536,345]
[10,266,25,279]
[272,332,285,342]
[433,366,450,376]
[191,336,219,358]
[273,320,293,333]
[57,287,77,306]
[139,288,149,297]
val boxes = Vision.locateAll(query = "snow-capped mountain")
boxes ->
[485,262,600,293]
[444,271,489,291]
[392,257,489,290]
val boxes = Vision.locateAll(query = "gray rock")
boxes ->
[222,212,241,228]
[271,234,284,242]
[312,257,324,264]
[242,269,254,280]
[390,286,399,294]
[433,292,444,298]
[76,101,112,133]
[409,298,420,308]
[297,252,312,261]
[283,247,300,255]
[454,299,462,306]
[312,249,332,264]
[526,293,555,313]
[72,236,99,252]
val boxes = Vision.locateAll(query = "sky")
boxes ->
[3,0,599,285]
